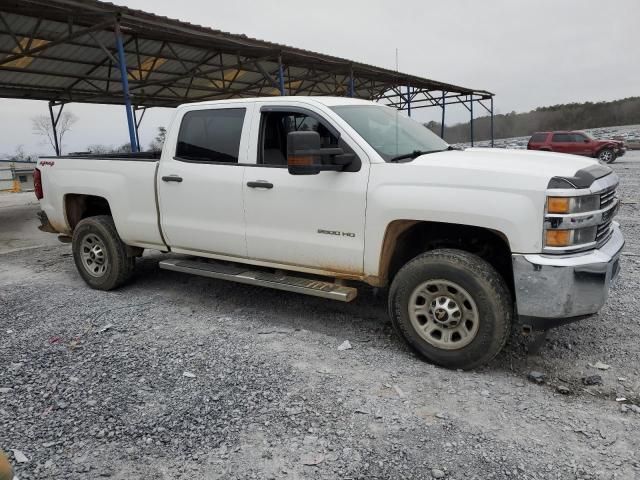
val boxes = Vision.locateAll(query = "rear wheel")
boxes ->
[598,148,616,164]
[72,215,135,290]
[389,248,512,370]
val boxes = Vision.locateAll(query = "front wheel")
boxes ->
[72,215,135,290]
[388,249,512,370]
[598,148,616,164]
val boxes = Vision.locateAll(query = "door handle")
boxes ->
[162,175,183,183]
[247,181,273,189]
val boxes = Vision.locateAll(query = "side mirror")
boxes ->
[584,139,590,143]
[287,131,353,175]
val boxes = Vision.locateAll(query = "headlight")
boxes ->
[546,195,599,214]
[544,226,597,248]
[544,194,601,251]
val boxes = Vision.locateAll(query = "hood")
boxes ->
[407,148,611,190]
[596,139,624,146]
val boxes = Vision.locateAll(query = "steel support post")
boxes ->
[440,91,446,139]
[348,67,355,97]
[133,106,147,150]
[490,96,495,147]
[47,101,63,156]
[469,95,474,147]
[406,84,411,117]
[278,55,285,95]
[114,21,139,152]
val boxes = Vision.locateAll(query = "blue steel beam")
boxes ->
[469,94,474,147]
[440,91,445,139]
[278,55,285,95]
[114,21,139,152]
[490,96,494,147]
[348,67,355,97]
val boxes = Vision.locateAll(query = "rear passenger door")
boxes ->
[158,104,253,257]
[550,133,571,153]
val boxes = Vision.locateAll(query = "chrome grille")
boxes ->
[596,185,617,247]
[596,220,613,246]
[600,186,616,208]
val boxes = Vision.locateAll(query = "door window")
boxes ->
[259,111,339,166]
[572,133,588,142]
[176,108,246,163]
[551,133,571,142]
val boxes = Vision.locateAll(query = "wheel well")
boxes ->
[380,220,514,296]
[65,194,112,230]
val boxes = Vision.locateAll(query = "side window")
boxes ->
[176,108,246,163]
[552,133,570,142]
[573,133,587,142]
[260,111,339,166]
[530,133,547,143]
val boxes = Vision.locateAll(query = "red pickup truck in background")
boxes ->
[527,131,626,163]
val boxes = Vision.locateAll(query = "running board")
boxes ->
[159,259,358,302]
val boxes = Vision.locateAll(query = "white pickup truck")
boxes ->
[35,96,624,369]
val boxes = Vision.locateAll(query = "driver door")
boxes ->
[242,104,369,276]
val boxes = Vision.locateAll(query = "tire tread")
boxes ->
[389,248,512,369]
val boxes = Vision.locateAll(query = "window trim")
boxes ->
[174,107,246,164]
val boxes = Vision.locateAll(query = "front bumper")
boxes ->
[512,223,624,330]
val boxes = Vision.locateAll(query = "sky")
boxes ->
[1,0,638,156]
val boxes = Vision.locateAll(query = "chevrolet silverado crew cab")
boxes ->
[35,97,624,369]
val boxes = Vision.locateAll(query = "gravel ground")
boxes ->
[0,192,59,254]
[1,153,639,480]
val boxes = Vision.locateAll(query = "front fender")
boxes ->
[363,165,547,278]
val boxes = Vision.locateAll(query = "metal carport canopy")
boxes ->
[0,0,495,150]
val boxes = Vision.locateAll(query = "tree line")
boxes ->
[425,96,640,143]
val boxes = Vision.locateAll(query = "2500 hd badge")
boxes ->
[317,229,356,238]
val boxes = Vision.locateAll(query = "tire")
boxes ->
[598,148,616,164]
[72,215,135,290]
[388,248,512,370]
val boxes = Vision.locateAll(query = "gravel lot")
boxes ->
[1,152,639,480]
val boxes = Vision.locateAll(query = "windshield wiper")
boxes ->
[388,147,452,163]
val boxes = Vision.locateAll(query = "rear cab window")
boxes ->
[176,108,246,163]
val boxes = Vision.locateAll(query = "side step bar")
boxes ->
[159,259,358,302]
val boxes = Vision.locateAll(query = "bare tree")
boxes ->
[31,111,78,155]
[149,126,167,151]
[86,144,113,155]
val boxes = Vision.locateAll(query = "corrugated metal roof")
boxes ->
[0,0,493,108]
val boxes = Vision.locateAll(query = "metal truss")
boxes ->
[0,1,495,151]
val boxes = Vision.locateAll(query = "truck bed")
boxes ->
[37,152,165,250]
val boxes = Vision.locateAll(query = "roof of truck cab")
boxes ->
[176,96,378,110]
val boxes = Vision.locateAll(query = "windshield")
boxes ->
[331,105,449,162]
